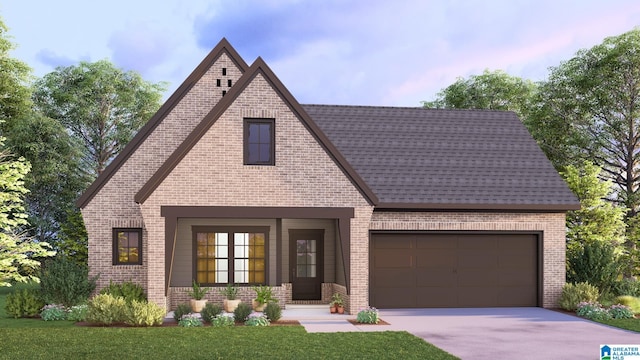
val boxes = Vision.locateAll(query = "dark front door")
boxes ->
[290,229,324,300]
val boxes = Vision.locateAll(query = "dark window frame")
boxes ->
[192,226,269,286]
[243,118,275,165]
[113,228,143,265]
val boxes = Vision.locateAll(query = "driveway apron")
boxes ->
[378,308,639,360]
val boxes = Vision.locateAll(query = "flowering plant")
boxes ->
[211,314,235,327]
[41,304,67,321]
[67,304,88,322]
[576,302,611,321]
[356,306,379,324]
[608,304,634,319]
[245,313,270,326]
[178,313,203,327]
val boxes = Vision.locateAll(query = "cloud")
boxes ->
[35,49,83,69]
[108,23,173,75]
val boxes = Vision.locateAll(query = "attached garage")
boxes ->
[370,232,540,308]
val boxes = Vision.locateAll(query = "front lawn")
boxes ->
[595,318,640,333]
[0,285,458,359]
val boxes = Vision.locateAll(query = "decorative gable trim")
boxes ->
[134,57,379,205]
[76,38,249,208]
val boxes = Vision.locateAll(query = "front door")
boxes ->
[289,229,324,300]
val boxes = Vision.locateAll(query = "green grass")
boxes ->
[595,318,640,333]
[0,284,458,359]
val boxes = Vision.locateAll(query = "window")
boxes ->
[113,228,142,265]
[194,227,267,285]
[244,119,275,165]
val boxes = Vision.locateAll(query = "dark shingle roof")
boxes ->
[303,104,579,210]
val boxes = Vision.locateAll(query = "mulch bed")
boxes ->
[348,319,390,325]
[74,319,301,327]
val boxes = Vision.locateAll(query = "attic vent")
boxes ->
[222,68,227,76]
[222,90,227,96]
[228,79,232,87]
[216,79,221,87]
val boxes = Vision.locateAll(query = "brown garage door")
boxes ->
[370,233,538,308]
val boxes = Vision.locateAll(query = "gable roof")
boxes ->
[76,38,249,208]
[133,57,379,205]
[303,104,580,211]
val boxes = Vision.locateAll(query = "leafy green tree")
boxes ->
[0,18,32,124]
[561,161,626,246]
[57,208,88,265]
[422,69,537,119]
[0,136,55,286]
[33,60,166,177]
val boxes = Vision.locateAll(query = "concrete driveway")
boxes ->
[378,308,639,360]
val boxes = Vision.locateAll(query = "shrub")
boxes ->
[567,241,621,295]
[211,314,235,327]
[40,256,97,307]
[99,281,146,303]
[173,303,191,321]
[245,313,270,326]
[608,304,635,319]
[66,304,88,322]
[615,295,640,314]
[86,294,126,325]
[123,300,165,327]
[201,303,223,323]
[559,282,600,311]
[356,307,380,324]
[5,288,44,318]
[40,304,66,321]
[576,302,611,321]
[264,302,282,322]
[233,302,252,323]
[612,278,640,297]
[178,313,203,327]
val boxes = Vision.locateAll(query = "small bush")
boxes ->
[612,279,640,297]
[576,302,611,321]
[40,304,67,321]
[615,295,640,314]
[559,282,600,311]
[264,302,282,322]
[66,304,88,322]
[99,281,146,303]
[123,300,165,327]
[5,288,45,318]
[356,307,380,324]
[40,256,97,307]
[211,314,235,327]
[86,294,126,325]
[233,302,252,323]
[173,303,191,321]
[567,241,621,295]
[608,304,635,319]
[201,303,223,323]
[245,313,270,326]
[178,313,203,327]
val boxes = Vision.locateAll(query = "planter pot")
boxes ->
[252,299,267,312]
[190,299,207,313]
[337,306,345,314]
[330,306,337,314]
[224,299,241,313]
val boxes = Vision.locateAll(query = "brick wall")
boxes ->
[370,211,567,308]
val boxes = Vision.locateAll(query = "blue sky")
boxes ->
[2,0,640,106]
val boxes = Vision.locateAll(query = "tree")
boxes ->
[0,18,32,124]
[561,161,626,246]
[422,69,537,120]
[4,112,86,246]
[0,136,55,286]
[33,60,166,178]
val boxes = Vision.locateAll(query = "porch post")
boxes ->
[337,216,351,294]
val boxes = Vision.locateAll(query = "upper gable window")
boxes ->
[244,119,275,165]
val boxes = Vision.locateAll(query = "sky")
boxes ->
[2,0,640,107]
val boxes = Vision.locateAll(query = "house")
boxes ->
[77,38,580,313]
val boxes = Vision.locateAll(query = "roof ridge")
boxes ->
[302,103,518,114]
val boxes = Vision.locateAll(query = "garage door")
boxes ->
[370,233,538,308]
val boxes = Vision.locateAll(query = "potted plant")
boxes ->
[252,285,275,312]
[220,283,240,312]
[330,293,344,314]
[187,280,210,313]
